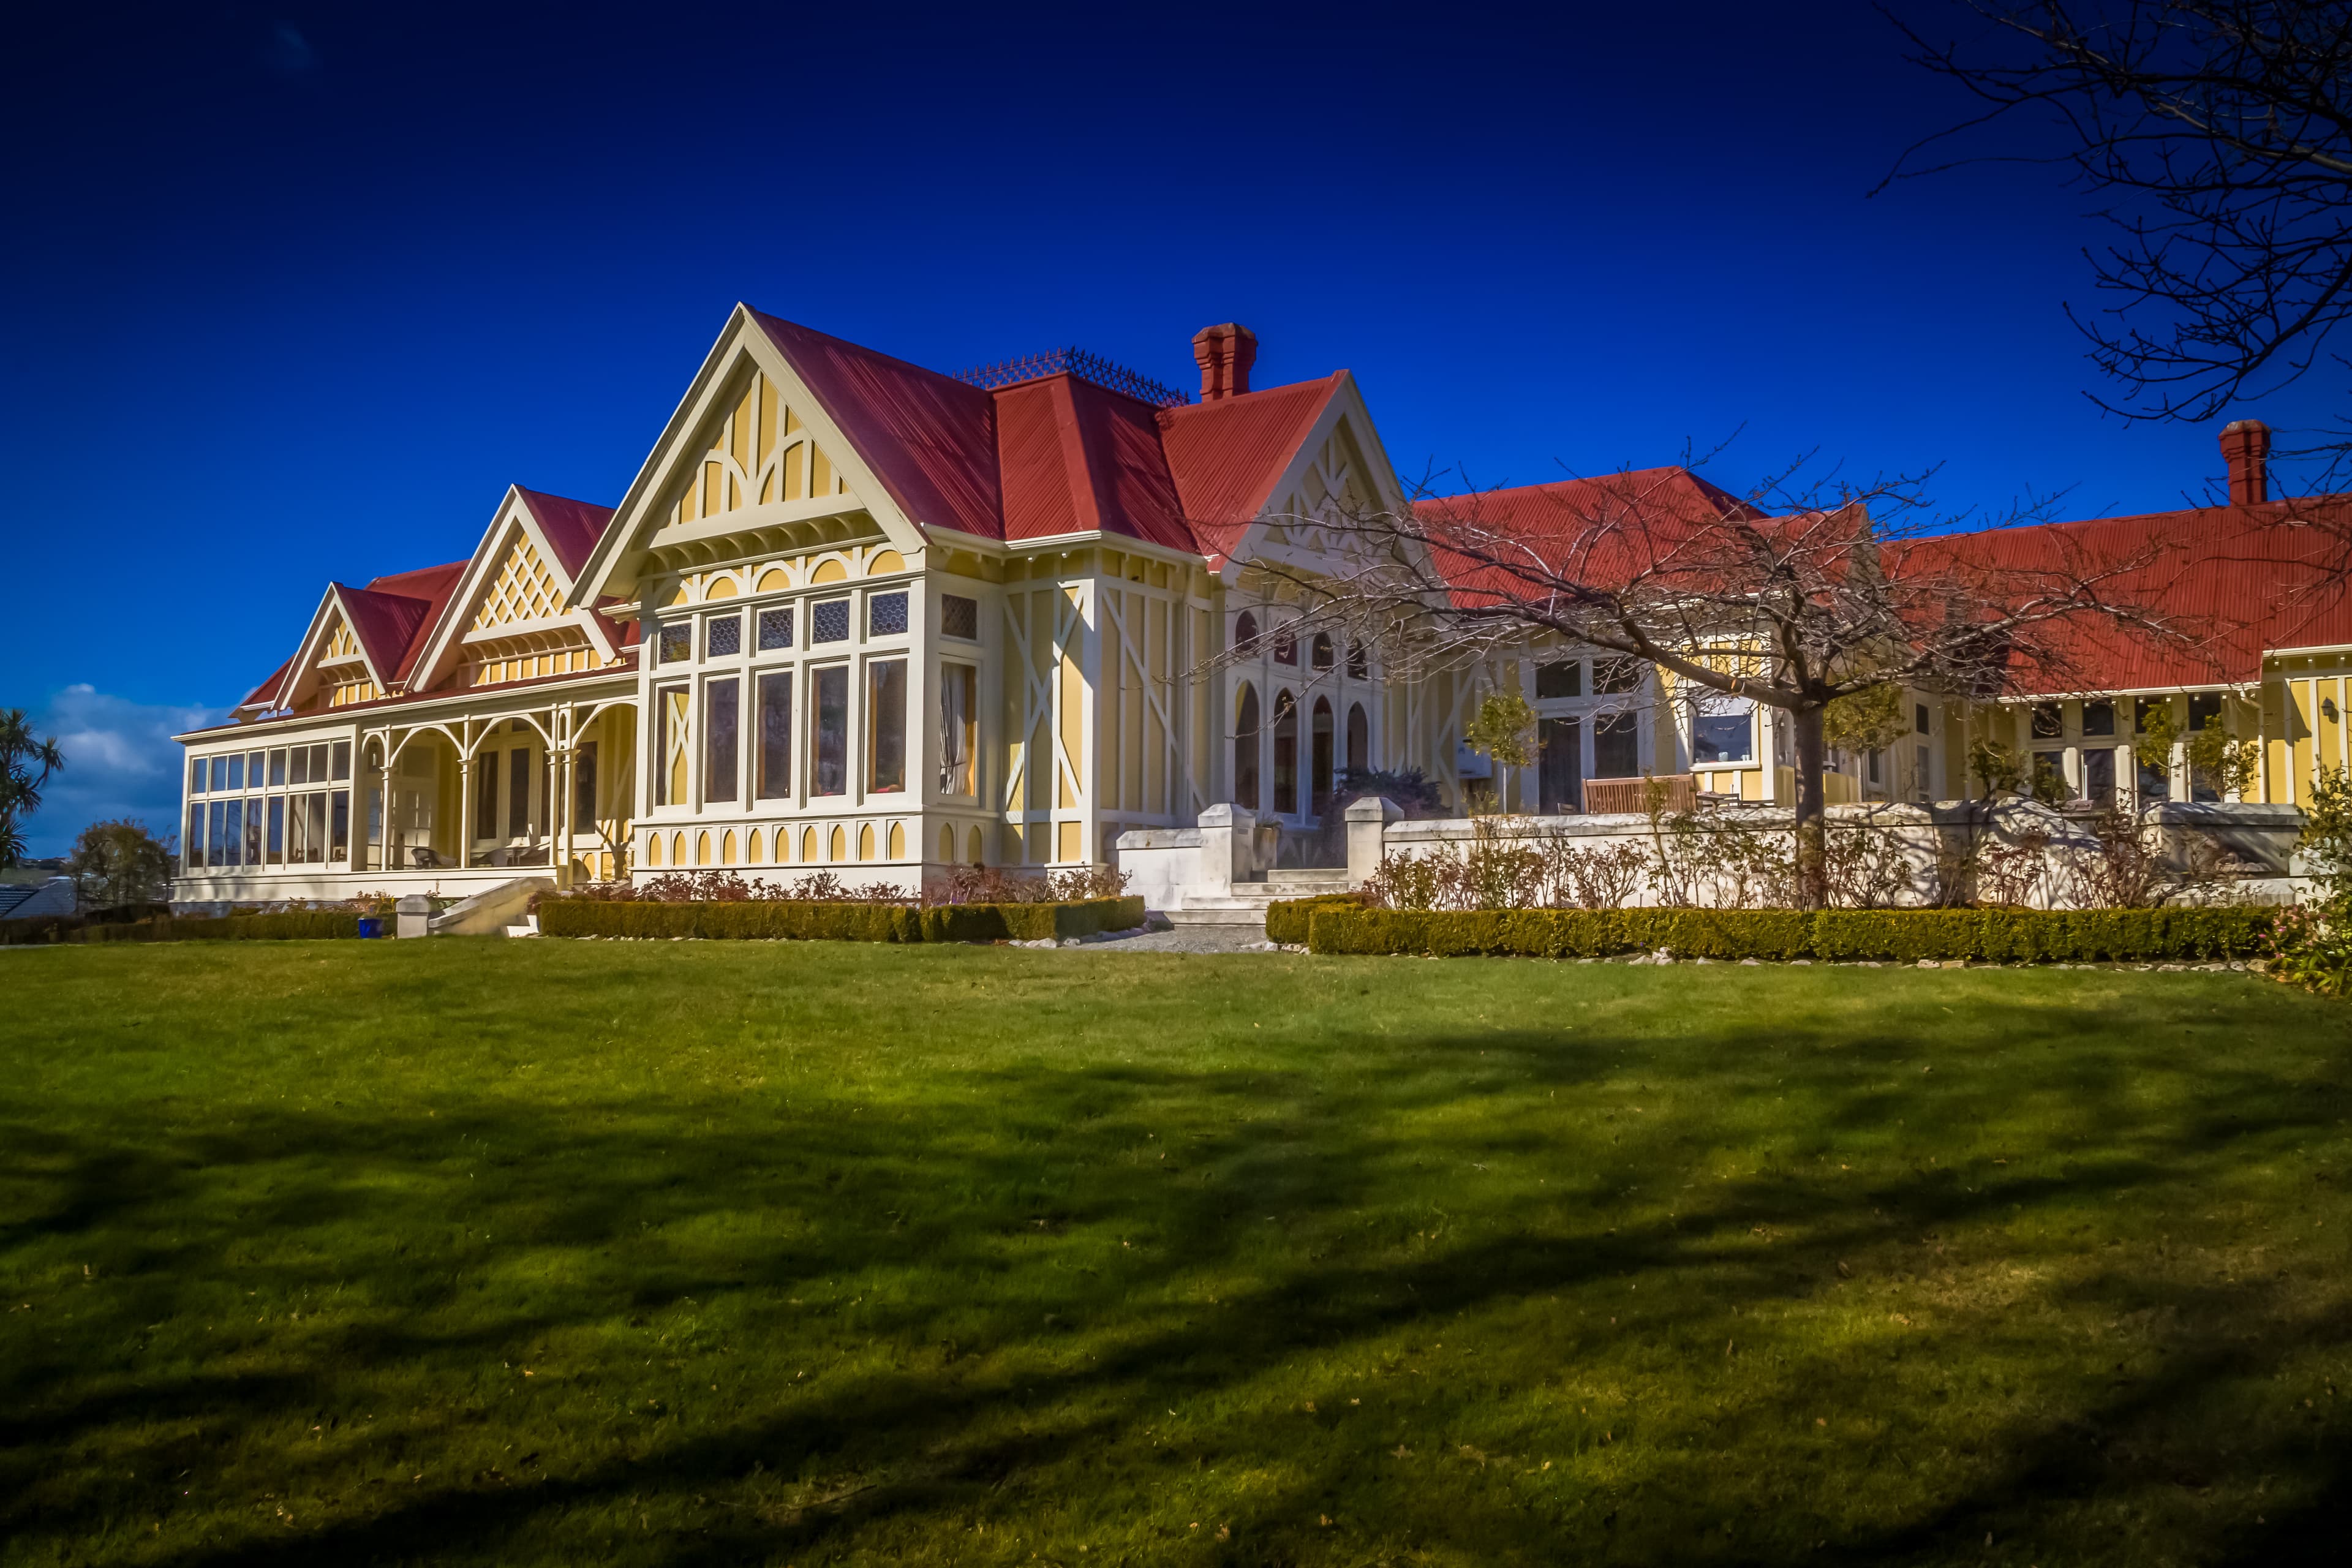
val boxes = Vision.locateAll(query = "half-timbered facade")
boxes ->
[173,307,2352,908]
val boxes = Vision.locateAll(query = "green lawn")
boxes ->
[3,944,2349,1567]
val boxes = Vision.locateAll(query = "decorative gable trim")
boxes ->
[570,305,930,611]
[1215,372,1409,584]
[407,486,619,693]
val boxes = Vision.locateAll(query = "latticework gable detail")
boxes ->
[472,535,565,630]
[667,372,853,530]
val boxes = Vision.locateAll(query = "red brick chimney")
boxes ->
[1193,323,1257,401]
[2220,418,2271,505]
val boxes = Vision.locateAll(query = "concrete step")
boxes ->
[1261,872,1350,893]
[502,922,540,939]
[1165,905,1274,927]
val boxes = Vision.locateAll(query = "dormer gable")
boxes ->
[406,486,622,693]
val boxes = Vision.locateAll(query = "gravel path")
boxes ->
[1055,921,1280,954]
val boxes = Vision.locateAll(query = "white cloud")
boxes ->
[13,685,224,857]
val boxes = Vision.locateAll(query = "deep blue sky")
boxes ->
[2,1,2334,851]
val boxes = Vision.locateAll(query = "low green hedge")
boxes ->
[537,895,1147,944]
[1306,905,2275,963]
[0,910,361,945]
[1265,894,1364,945]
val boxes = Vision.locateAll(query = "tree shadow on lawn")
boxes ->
[4,986,2349,1564]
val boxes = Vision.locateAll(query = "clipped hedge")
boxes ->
[0,910,362,945]
[1265,894,1364,945]
[1306,905,2274,963]
[537,895,1147,944]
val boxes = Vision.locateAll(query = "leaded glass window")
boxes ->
[659,623,692,664]
[706,614,742,657]
[869,591,908,638]
[941,594,978,640]
[758,607,794,650]
[812,598,850,644]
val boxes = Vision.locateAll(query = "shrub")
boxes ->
[1304,904,2274,963]
[1265,894,1363,944]
[537,895,1145,944]
[0,909,362,944]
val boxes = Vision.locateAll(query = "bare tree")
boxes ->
[1886,2,2352,477]
[1237,459,2190,907]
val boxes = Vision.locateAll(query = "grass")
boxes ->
[2,943,2349,1567]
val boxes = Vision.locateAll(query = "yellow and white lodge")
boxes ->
[172,307,2352,903]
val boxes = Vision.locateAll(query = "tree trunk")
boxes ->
[1792,703,1828,909]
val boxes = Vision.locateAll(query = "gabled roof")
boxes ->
[516,489,614,578]
[1913,499,2352,692]
[1412,466,1770,604]
[750,310,1003,541]
[1159,374,1346,568]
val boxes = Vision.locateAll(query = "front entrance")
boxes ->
[1539,716,1583,813]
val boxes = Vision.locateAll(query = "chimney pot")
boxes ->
[2220,418,2271,505]
[1192,323,1257,401]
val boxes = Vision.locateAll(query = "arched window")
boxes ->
[1311,633,1334,671]
[1273,691,1300,815]
[1347,702,1369,773]
[1272,622,1297,665]
[1310,696,1335,816]
[1234,682,1261,811]
[1347,639,1368,678]
[1234,610,1259,654]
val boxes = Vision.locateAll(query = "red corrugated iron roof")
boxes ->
[751,310,1005,542]
[1909,500,2352,692]
[517,489,614,578]
[1158,374,1344,568]
[1412,467,1771,603]
[995,373,1193,550]
[237,658,292,710]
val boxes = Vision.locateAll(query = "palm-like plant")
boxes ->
[0,707,66,868]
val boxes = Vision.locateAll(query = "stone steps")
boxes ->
[1164,870,1350,926]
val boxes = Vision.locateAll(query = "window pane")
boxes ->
[938,663,976,794]
[208,801,225,865]
[219,799,242,867]
[2032,702,2063,739]
[758,607,794,650]
[209,756,227,792]
[813,666,849,795]
[311,745,329,782]
[331,741,350,780]
[707,614,742,657]
[813,598,850,644]
[1915,703,1932,736]
[270,748,287,786]
[1234,685,1261,811]
[1594,658,1642,695]
[190,758,206,794]
[2135,696,2164,733]
[307,793,328,863]
[756,673,793,801]
[659,622,692,664]
[575,741,598,824]
[473,753,496,837]
[2084,746,2116,805]
[268,796,285,863]
[2188,692,2223,731]
[2032,750,2067,796]
[1693,710,1754,764]
[227,754,244,790]
[1272,692,1298,812]
[705,677,740,804]
[245,799,263,864]
[1593,712,1640,777]
[330,791,349,862]
[247,750,265,783]
[1311,633,1334,671]
[1536,661,1581,698]
[941,594,978,640]
[2081,700,2116,737]
[869,591,908,638]
[868,658,907,792]
[290,747,309,787]
[658,685,689,806]
[186,802,204,867]
[508,747,530,836]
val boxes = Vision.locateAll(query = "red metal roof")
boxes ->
[751,311,1005,542]
[1158,375,1344,568]
[995,373,1193,550]
[1909,500,2352,692]
[516,489,614,578]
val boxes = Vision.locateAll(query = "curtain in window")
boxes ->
[938,663,975,794]
[868,659,907,793]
